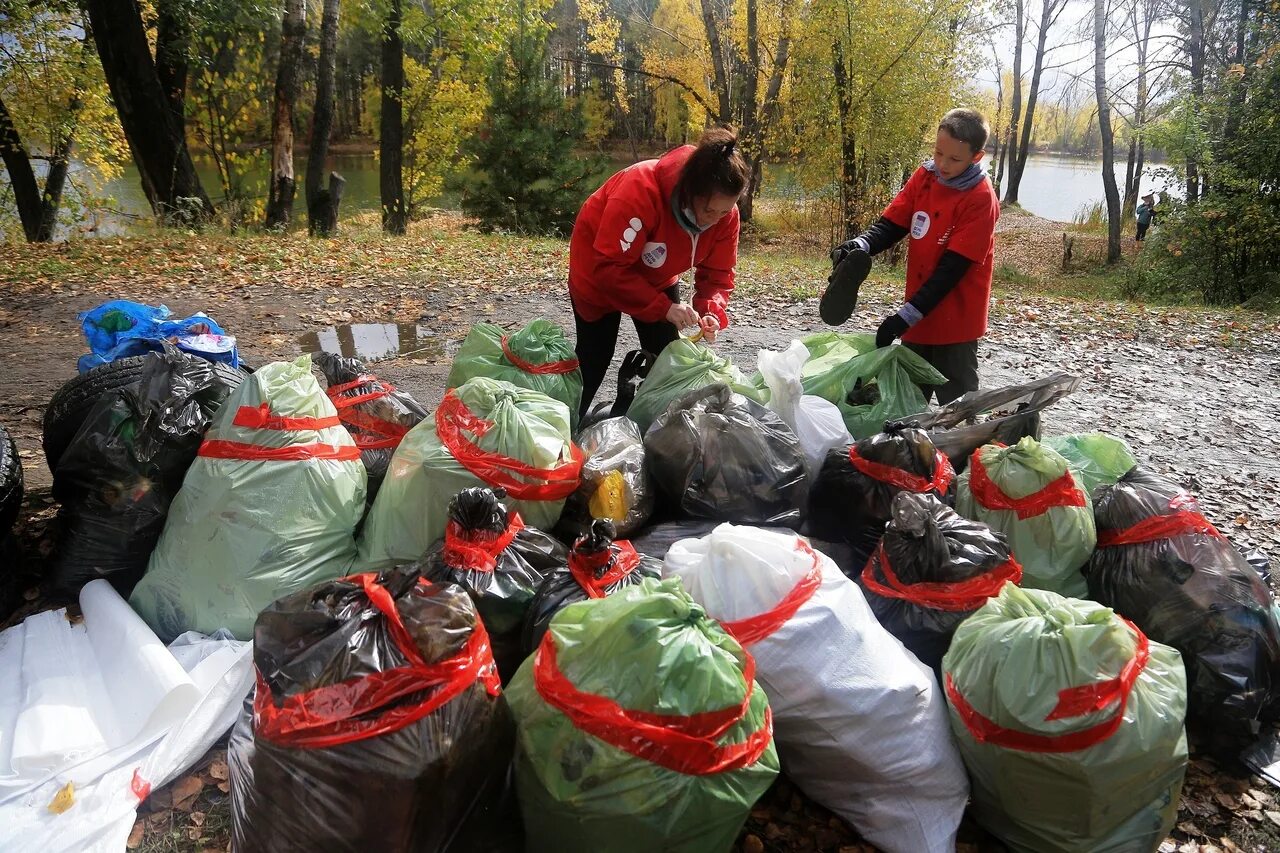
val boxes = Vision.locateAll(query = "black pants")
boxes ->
[573,285,680,417]
[904,339,980,405]
[1136,220,1150,241]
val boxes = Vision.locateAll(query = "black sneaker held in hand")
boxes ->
[820,249,872,326]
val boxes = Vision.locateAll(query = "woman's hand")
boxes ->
[665,302,700,329]
[699,314,721,343]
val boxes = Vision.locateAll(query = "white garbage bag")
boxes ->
[663,524,969,853]
[757,342,851,470]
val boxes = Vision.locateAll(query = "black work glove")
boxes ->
[875,313,910,348]
[830,239,863,270]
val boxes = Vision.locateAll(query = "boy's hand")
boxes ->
[830,237,870,270]
[875,313,910,348]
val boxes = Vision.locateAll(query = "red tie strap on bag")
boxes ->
[435,390,584,501]
[441,512,526,572]
[254,573,501,750]
[201,402,362,462]
[848,446,955,496]
[1096,510,1222,547]
[966,449,1087,521]
[500,336,581,376]
[861,542,1023,612]
[945,620,1151,753]
[231,403,341,432]
[569,541,643,599]
[532,632,773,775]
[719,540,824,647]
[325,376,412,451]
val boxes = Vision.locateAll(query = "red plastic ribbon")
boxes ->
[569,542,643,598]
[945,620,1150,753]
[719,540,824,646]
[255,573,502,749]
[324,377,412,450]
[441,513,526,572]
[198,439,362,462]
[967,449,1086,520]
[861,542,1022,612]
[1097,509,1223,546]
[434,390,584,501]
[232,403,340,431]
[500,336,580,375]
[130,769,151,802]
[532,632,772,775]
[847,446,954,496]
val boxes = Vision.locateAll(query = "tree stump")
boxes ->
[308,171,345,237]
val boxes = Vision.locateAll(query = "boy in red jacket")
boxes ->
[568,128,748,416]
[821,108,1000,404]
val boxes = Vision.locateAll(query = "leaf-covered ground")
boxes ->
[0,210,1277,852]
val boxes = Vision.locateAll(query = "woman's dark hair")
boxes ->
[673,127,750,205]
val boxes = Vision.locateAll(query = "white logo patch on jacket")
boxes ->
[640,242,667,268]
[620,217,644,253]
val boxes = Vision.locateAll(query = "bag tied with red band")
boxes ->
[228,570,514,853]
[556,416,654,541]
[1043,432,1138,501]
[860,492,1021,671]
[522,519,662,655]
[942,584,1187,853]
[1086,466,1280,733]
[314,352,428,501]
[412,487,567,683]
[132,356,366,641]
[447,319,584,431]
[664,524,969,853]
[359,377,581,568]
[645,383,810,529]
[957,437,1094,598]
[505,576,778,853]
[808,426,953,570]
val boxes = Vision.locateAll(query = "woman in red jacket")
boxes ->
[568,127,748,416]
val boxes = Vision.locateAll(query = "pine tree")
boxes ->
[455,8,603,236]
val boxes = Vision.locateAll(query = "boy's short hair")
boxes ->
[938,108,990,155]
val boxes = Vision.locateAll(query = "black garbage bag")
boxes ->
[860,492,1021,671]
[49,348,235,598]
[891,373,1080,475]
[314,352,429,501]
[230,569,514,853]
[412,487,567,683]
[1086,466,1280,734]
[644,383,809,529]
[521,519,662,655]
[807,426,955,571]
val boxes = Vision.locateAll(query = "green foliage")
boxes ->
[453,10,605,236]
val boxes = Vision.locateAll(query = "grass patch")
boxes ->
[994,263,1037,287]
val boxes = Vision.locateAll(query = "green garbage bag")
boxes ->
[803,345,947,439]
[358,377,582,568]
[505,576,779,853]
[956,438,1094,598]
[626,338,766,433]
[1044,433,1139,501]
[744,332,875,398]
[131,356,366,641]
[943,585,1188,853]
[446,320,584,431]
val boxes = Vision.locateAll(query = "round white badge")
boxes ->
[911,211,931,239]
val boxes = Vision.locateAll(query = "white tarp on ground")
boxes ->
[0,579,253,852]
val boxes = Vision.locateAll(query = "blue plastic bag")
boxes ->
[77,300,237,371]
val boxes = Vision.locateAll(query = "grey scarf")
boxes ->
[923,159,986,191]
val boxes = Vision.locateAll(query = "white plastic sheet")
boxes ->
[663,524,969,853]
[0,580,252,852]
[757,342,851,470]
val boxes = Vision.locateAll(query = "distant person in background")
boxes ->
[568,127,748,417]
[821,107,1000,404]
[1136,193,1157,242]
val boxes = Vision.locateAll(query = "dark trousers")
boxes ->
[904,339,980,405]
[573,285,680,417]
[1136,220,1150,241]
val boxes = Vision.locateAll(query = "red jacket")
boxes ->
[883,165,1000,345]
[568,146,738,329]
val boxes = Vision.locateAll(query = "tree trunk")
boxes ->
[1186,0,1204,203]
[1005,0,1062,206]
[1095,0,1122,263]
[1003,0,1025,202]
[83,0,212,221]
[1123,137,1136,213]
[832,39,858,238]
[266,0,307,229]
[380,0,408,234]
[697,0,733,122]
[154,0,189,137]
[307,0,342,236]
[0,96,43,241]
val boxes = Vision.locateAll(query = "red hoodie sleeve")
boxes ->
[692,207,739,329]
[588,188,673,323]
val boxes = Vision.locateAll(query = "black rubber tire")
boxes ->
[42,355,249,471]
[0,423,24,537]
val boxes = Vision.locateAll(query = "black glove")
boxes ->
[830,240,862,270]
[875,313,909,348]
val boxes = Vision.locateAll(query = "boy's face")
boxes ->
[933,129,983,180]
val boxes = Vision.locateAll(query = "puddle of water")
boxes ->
[299,323,443,362]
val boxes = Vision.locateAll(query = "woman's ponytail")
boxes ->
[674,127,750,205]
